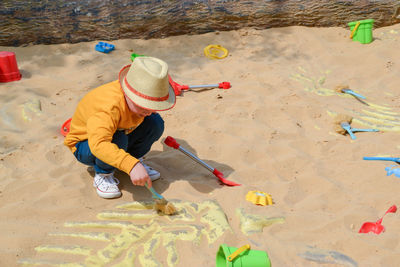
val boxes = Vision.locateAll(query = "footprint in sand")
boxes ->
[45,144,67,165]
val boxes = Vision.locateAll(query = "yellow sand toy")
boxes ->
[204,44,229,59]
[246,191,273,206]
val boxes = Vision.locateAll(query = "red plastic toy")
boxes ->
[168,75,231,96]
[359,205,397,234]
[0,51,21,82]
[61,118,72,137]
[164,136,241,186]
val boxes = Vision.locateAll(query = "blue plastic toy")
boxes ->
[341,123,379,140]
[95,42,115,53]
[341,89,366,99]
[385,165,400,178]
[363,156,400,163]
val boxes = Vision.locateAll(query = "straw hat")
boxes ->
[119,56,176,111]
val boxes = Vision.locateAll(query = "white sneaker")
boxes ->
[139,158,160,181]
[93,172,121,199]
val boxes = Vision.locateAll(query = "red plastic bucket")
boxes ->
[0,51,21,82]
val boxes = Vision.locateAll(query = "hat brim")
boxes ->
[119,65,176,111]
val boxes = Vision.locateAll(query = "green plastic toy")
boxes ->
[130,53,145,61]
[348,19,374,44]
[216,244,271,267]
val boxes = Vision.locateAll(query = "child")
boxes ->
[64,56,176,198]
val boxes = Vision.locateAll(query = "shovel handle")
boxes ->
[179,146,215,172]
[363,157,400,162]
[145,183,163,200]
[164,136,240,186]
[351,128,379,132]
[164,136,180,149]
[345,90,366,99]
[164,136,215,172]
[385,205,397,214]
[219,82,231,89]
[187,82,231,89]
[188,84,218,89]
[377,205,397,224]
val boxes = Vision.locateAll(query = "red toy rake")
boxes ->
[164,136,241,186]
[168,75,231,96]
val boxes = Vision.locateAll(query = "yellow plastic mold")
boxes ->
[246,191,273,206]
[204,44,229,59]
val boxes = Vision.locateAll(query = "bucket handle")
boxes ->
[227,244,251,262]
[350,21,361,39]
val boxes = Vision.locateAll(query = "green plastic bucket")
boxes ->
[216,244,271,267]
[348,19,374,44]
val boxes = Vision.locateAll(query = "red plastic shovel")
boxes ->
[359,205,397,234]
[168,75,231,96]
[164,136,241,186]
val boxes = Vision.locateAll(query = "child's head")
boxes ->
[119,56,176,113]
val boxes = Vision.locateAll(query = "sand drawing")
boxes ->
[290,67,333,97]
[298,246,358,267]
[291,67,400,132]
[19,199,232,267]
[379,29,399,41]
[236,208,285,235]
[21,98,42,122]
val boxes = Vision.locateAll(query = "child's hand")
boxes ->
[130,162,152,187]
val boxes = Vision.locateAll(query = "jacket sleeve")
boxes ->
[86,110,138,174]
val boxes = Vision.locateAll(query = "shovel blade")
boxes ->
[359,222,385,234]
[218,177,241,186]
[213,169,241,186]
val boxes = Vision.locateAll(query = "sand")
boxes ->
[1,24,400,266]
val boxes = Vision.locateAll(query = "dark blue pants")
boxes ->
[73,113,164,174]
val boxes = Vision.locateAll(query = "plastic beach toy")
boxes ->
[348,19,374,44]
[246,191,273,206]
[334,85,368,105]
[164,136,240,186]
[342,89,365,99]
[204,44,228,59]
[95,42,115,53]
[359,205,397,234]
[131,53,145,61]
[337,87,366,99]
[0,51,21,82]
[340,122,379,140]
[216,244,271,267]
[61,118,72,137]
[363,156,400,163]
[168,75,230,96]
[385,165,400,178]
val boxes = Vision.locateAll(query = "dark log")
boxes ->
[1,0,399,46]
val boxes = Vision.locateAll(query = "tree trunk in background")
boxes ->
[1,0,400,46]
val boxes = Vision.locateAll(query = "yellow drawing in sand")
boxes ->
[21,98,42,121]
[291,67,400,132]
[19,199,232,267]
[236,208,285,235]
[290,67,333,97]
